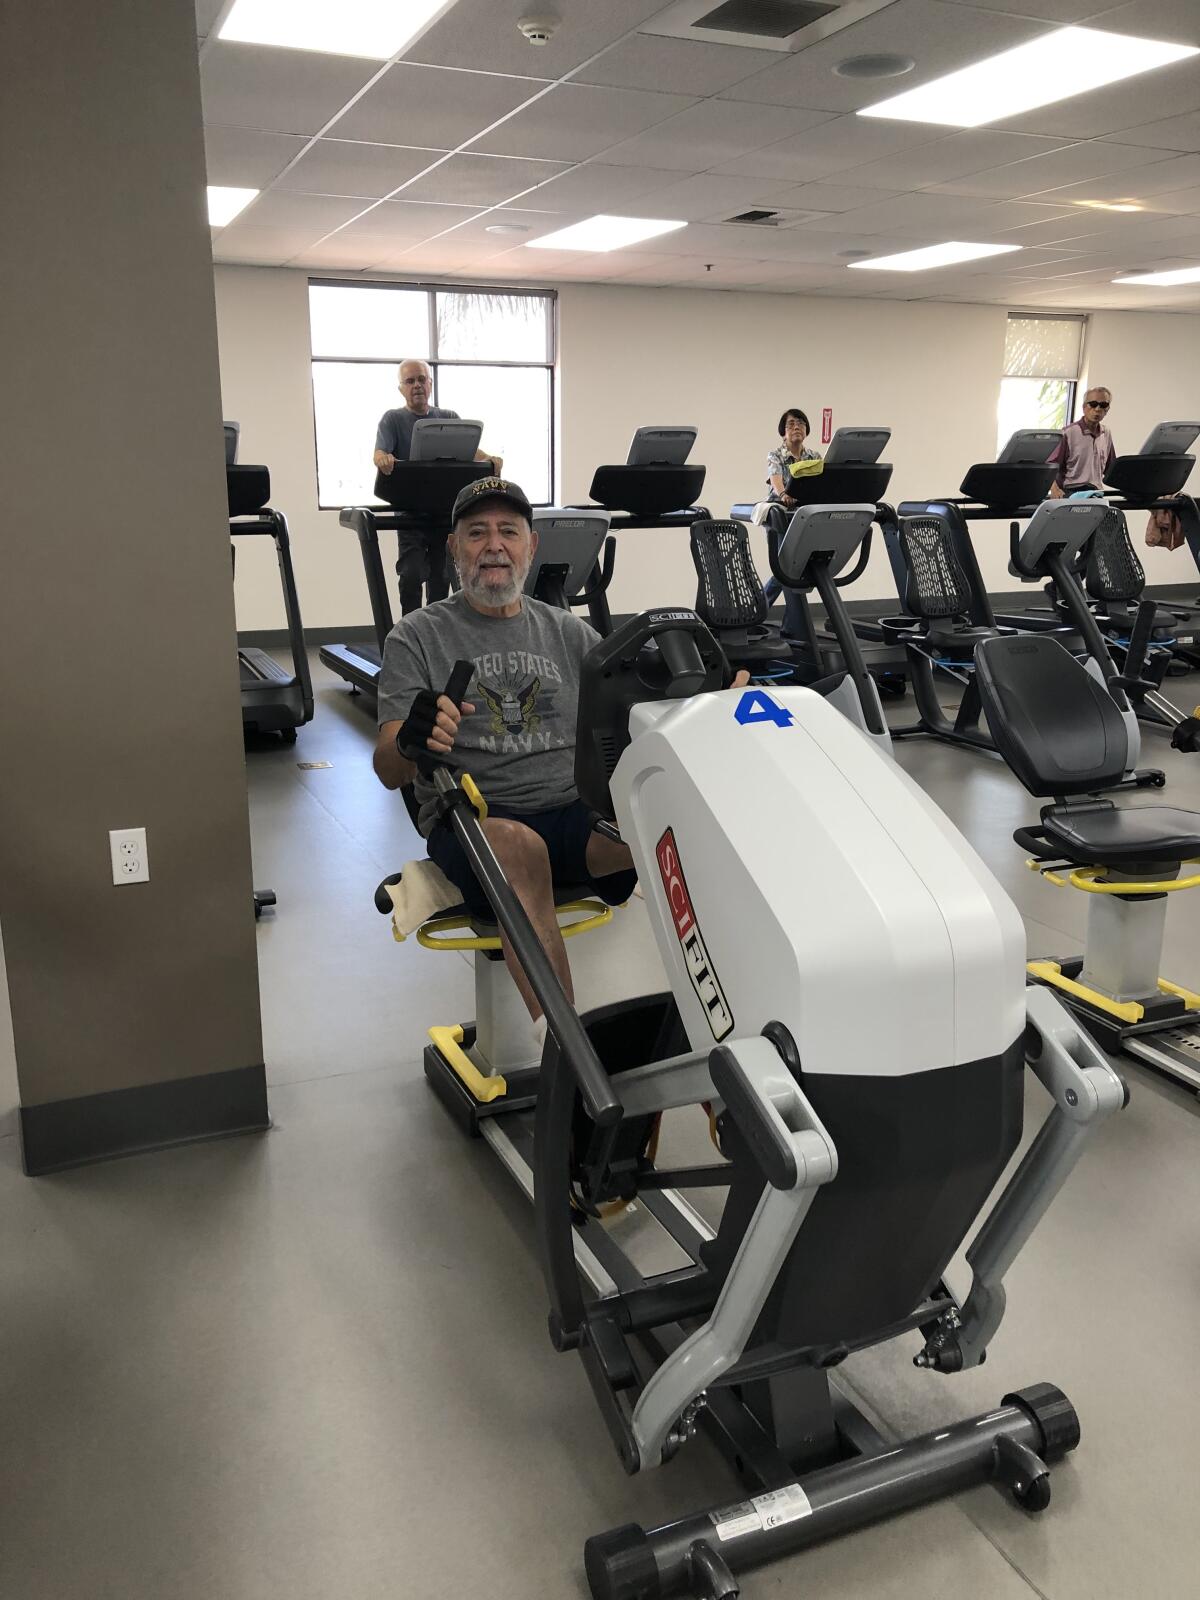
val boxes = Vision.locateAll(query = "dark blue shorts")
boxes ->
[427,797,637,917]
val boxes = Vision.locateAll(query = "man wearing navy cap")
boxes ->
[372,477,637,1023]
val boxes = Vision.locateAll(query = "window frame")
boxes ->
[307,276,558,511]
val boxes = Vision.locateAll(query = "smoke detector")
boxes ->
[518,14,559,44]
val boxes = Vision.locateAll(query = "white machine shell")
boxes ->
[611,686,1026,1078]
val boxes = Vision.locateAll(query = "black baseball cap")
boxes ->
[451,475,534,528]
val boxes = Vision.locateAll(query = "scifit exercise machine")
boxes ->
[382,614,1124,1598]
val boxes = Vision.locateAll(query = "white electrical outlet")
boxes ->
[109,827,149,885]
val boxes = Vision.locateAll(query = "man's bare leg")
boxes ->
[482,817,572,1019]
[585,830,636,880]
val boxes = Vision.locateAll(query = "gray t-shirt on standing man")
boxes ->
[377,591,600,835]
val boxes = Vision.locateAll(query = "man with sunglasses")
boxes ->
[1048,388,1116,497]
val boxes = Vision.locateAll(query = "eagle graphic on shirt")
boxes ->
[477,675,543,736]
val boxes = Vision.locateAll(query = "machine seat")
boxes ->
[1041,805,1200,868]
[925,621,997,653]
[374,867,593,936]
[690,518,789,665]
[899,514,975,624]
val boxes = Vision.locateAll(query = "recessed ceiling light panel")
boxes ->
[207,186,259,227]
[219,0,453,59]
[859,27,1198,129]
[848,240,1021,272]
[525,215,687,252]
[1114,265,1200,285]
[1076,199,1143,213]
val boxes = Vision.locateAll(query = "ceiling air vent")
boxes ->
[724,207,826,228]
[695,0,835,36]
[641,0,899,52]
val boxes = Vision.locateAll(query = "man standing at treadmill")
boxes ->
[373,358,504,614]
[1047,388,1116,497]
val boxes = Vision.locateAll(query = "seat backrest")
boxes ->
[898,514,972,621]
[974,634,1128,796]
[1083,507,1145,603]
[691,519,768,630]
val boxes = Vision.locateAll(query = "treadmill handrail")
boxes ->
[338,505,396,656]
[230,507,314,724]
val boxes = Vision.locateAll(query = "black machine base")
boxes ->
[585,1383,1079,1600]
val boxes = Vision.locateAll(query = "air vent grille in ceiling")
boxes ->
[724,207,826,228]
[641,0,898,53]
[696,0,836,37]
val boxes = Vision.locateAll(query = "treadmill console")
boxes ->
[408,418,483,462]
[626,427,697,467]
[824,427,889,466]
[1139,421,1200,457]
[996,429,1063,466]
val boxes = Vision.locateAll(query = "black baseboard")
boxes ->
[19,1062,270,1176]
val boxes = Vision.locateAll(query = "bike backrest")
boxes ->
[898,514,972,621]
[974,634,1128,796]
[691,519,768,630]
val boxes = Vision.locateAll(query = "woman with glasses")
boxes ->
[762,407,823,632]
[1048,388,1116,497]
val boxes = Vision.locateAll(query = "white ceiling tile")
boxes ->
[472,83,698,162]
[333,65,549,149]
[934,0,1101,16]
[231,191,371,231]
[1123,183,1200,211]
[399,152,569,206]
[200,42,379,135]
[927,141,1174,200]
[834,129,1074,191]
[274,140,446,199]
[757,180,901,211]
[1039,152,1200,204]
[574,33,779,96]
[507,162,687,212]
[334,201,483,241]
[406,0,669,78]
[1086,0,1200,44]
[711,115,946,181]
[446,207,582,241]
[203,126,308,188]
[1108,110,1200,151]
[291,230,430,266]
[598,100,838,173]
[995,56,1200,139]
[719,0,1053,114]
[794,189,989,234]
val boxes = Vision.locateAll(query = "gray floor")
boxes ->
[2,652,1199,1600]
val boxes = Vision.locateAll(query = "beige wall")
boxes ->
[215,265,1200,628]
[1,0,263,1113]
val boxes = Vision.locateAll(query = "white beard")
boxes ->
[460,560,528,608]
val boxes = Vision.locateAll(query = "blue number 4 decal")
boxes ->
[734,689,793,728]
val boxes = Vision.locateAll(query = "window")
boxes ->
[308,281,556,508]
[996,314,1085,455]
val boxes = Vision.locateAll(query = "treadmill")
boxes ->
[731,427,907,689]
[226,443,313,742]
[572,426,708,634]
[320,421,491,695]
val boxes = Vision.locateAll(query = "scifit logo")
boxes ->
[655,828,734,1041]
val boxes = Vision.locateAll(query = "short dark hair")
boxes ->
[778,408,810,437]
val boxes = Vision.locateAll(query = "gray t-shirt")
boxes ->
[377,591,599,835]
[375,404,459,459]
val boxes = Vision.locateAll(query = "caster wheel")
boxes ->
[281,728,298,745]
[1014,1474,1051,1513]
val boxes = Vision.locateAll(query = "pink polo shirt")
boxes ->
[1047,419,1116,492]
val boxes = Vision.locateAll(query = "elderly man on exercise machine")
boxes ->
[373,476,741,1023]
